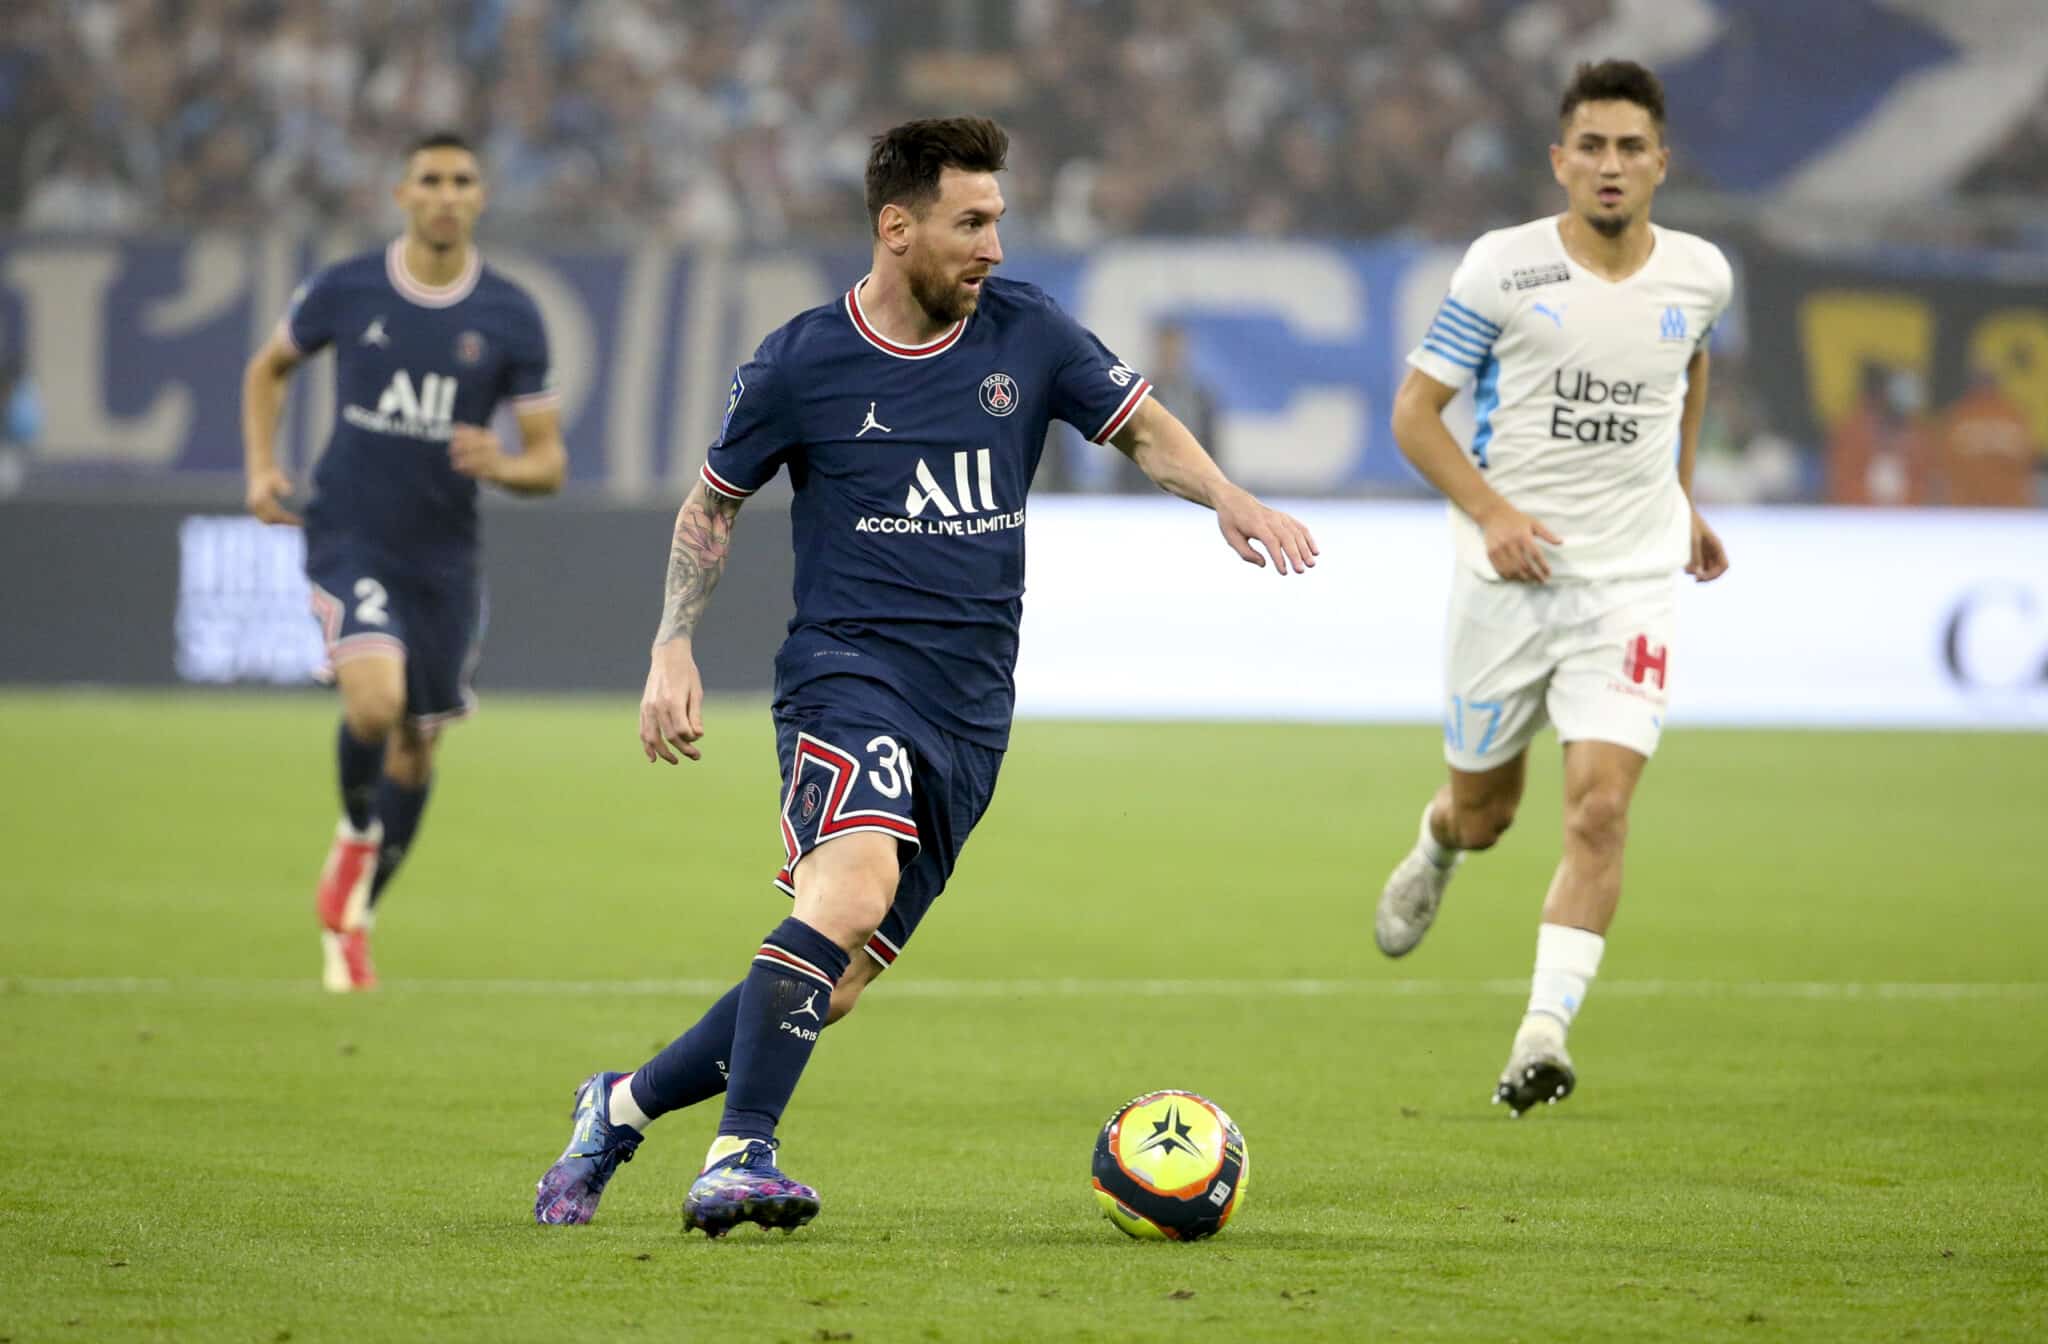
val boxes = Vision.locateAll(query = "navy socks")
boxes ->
[337,722,382,831]
[717,918,850,1142]
[367,776,430,908]
[628,984,744,1122]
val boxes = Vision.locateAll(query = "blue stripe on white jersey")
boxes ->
[1441,297,1501,336]
[1469,354,1501,469]
[1423,296,1501,369]
[1433,307,1499,344]
[1429,309,1490,342]
[1423,329,1488,365]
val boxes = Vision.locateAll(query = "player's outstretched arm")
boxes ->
[1677,348,1729,582]
[449,405,567,495]
[1392,367,1560,582]
[1109,398,1319,575]
[641,479,744,764]
[241,330,304,526]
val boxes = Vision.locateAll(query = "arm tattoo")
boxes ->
[654,483,742,645]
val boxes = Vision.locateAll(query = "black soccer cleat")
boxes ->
[1493,1027,1576,1117]
[1494,1058,1575,1117]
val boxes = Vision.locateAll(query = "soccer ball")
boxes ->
[1091,1089,1249,1241]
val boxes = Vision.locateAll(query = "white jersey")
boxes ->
[1408,217,1733,582]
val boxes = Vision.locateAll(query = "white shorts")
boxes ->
[1441,568,1678,772]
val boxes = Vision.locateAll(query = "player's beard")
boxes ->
[907,249,979,325]
[1586,207,1630,239]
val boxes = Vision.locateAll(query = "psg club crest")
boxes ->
[798,782,822,825]
[979,372,1018,417]
[455,330,486,365]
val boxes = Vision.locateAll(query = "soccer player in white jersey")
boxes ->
[1374,60,1732,1115]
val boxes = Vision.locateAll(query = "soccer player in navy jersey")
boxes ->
[241,132,566,992]
[535,116,1318,1235]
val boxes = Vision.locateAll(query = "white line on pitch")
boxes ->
[3,977,2044,1001]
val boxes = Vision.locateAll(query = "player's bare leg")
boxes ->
[381,721,434,797]
[788,831,899,953]
[1496,739,1647,1115]
[318,655,405,991]
[684,830,898,1236]
[825,945,883,1025]
[1376,752,1526,956]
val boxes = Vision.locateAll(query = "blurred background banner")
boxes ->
[2,234,1524,495]
[4,494,2044,728]
[13,229,2048,508]
[1013,501,2048,728]
[1,234,682,489]
[1745,245,2048,508]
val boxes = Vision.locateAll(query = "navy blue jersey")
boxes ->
[704,276,1152,748]
[281,239,556,571]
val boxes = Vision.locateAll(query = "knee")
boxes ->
[1448,798,1518,851]
[383,731,434,787]
[824,955,880,1027]
[825,978,865,1027]
[830,893,891,951]
[796,876,894,954]
[1564,789,1630,852]
[342,689,405,743]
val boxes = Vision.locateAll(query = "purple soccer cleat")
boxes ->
[534,1071,643,1225]
[682,1139,820,1237]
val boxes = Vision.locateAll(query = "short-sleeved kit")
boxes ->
[710,277,1150,965]
[282,240,556,723]
[1408,218,1732,766]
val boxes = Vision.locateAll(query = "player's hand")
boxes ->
[640,639,707,764]
[1687,507,1729,582]
[1478,502,1561,582]
[449,423,506,482]
[1215,487,1319,575]
[245,466,301,526]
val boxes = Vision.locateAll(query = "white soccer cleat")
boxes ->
[1493,1017,1575,1117]
[1374,843,1459,958]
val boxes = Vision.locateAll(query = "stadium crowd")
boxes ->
[0,0,1969,246]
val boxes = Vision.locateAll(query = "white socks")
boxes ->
[1416,802,1459,870]
[1524,922,1605,1033]
[608,1074,653,1132]
[1407,801,1605,1039]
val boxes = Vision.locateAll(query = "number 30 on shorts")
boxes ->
[865,735,913,799]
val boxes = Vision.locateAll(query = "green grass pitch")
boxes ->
[2,692,2043,1342]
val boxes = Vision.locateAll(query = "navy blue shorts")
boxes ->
[771,676,1005,971]
[305,536,485,730]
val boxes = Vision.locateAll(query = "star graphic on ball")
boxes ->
[1135,1103,1199,1159]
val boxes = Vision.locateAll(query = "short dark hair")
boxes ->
[1559,60,1666,136]
[863,117,1009,236]
[405,131,478,163]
